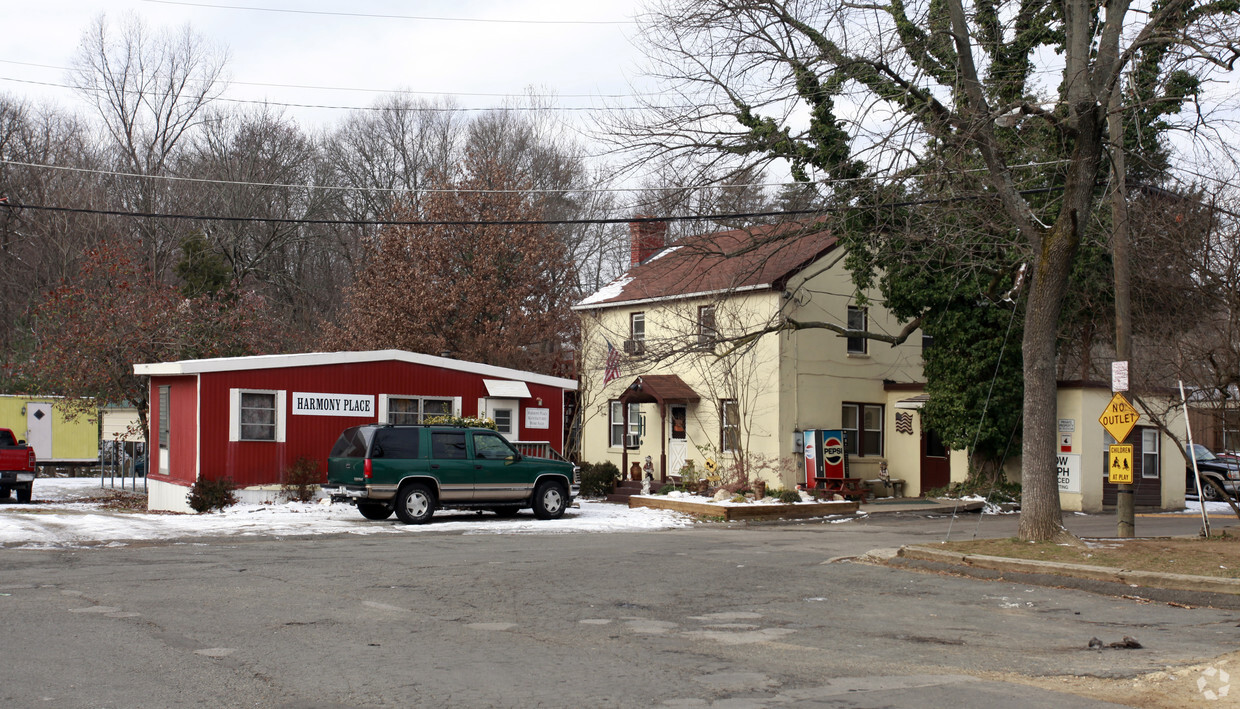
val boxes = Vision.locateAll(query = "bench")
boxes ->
[811,476,871,502]
[866,478,907,498]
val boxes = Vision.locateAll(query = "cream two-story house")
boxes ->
[573,219,946,494]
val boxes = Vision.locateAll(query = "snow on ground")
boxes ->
[0,478,693,549]
[1175,499,1240,516]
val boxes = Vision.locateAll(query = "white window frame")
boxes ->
[847,306,868,355]
[378,394,462,424]
[1141,428,1160,479]
[229,389,286,443]
[842,402,883,457]
[158,386,171,451]
[610,400,641,448]
[631,312,646,342]
[720,399,741,454]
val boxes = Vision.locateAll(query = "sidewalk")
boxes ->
[858,496,988,516]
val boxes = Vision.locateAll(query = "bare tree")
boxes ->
[70,13,228,277]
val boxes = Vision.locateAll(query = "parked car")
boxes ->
[1185,444,1240,501]
[323,424,579,524]
[0,427,37,503]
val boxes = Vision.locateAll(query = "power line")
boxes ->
[141,0,633,25]
[0,158,1074,196]
[0,76,639,112]
[0,59,649,100]
[1,188,1064,227]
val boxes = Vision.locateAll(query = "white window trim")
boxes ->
[610,401,642,448]
[229,388,286,442]
[379,394,462,424]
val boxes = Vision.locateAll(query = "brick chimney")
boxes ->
[629,216,667,267]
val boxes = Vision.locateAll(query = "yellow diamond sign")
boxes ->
[1099,392,1140,442]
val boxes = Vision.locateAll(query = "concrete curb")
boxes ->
[898,545,1240,596]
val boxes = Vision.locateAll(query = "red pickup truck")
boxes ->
[0,427,37,503]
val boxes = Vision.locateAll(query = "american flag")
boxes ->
[603,339,621,385]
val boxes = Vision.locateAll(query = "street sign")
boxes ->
[1108,444,1134,484]
[1112,361,1129,392]
[1099,392,1140,442]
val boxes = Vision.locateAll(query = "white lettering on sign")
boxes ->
[291,392,374,417]
[1056,453,1081,493]
[525,408,549,430]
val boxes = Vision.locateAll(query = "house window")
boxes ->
[158,386,170,451]
[1141,428,1160,479]
[698,305,717,347]
[842,403,883,456]
[720,399,741,454]
[240,391,277,441]
[626,312,646,355]
[387,396,454,424]
[609,400,641,448]
[847,306,867,354]
[492,408,513,435]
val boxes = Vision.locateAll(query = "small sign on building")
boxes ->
[1108,444,1134,484]
[1057,453,1081,493]
[524,408,550,430]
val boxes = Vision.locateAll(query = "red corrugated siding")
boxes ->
[192,360,569,487]
[149,375,199,486]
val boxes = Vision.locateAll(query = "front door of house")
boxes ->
[920,427,951,493]
[669,405,687,476]
[485,399,520,442]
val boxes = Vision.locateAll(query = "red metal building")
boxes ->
[134,350,577,512]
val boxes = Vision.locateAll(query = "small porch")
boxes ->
[618,373,701,488]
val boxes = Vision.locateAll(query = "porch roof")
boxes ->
[619,375,701,405]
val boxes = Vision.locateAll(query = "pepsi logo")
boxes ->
[823,436,844,465]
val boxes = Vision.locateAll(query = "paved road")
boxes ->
[1,512,1237,708]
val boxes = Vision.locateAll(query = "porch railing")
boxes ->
[513,441,566,461]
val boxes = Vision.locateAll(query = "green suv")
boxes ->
[324,424,579,524]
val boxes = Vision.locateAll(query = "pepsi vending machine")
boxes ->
[802,429,849,488]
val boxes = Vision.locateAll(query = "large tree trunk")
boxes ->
[1017,114,1104,541]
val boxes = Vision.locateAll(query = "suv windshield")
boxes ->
[1190,444,1217,462]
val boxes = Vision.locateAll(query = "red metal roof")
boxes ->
[575,222,837,309]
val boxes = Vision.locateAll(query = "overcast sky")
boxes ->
[3,0,652,132]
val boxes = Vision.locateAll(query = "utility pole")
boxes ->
[1109,85,1135,538]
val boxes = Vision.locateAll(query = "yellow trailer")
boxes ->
[0,396,98,466]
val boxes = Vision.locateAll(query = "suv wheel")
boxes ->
[1201,477,1224,502]
[394,483,435,524]
[16,486,32,504]
[357,502,393,520]
[532,481,567,520]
